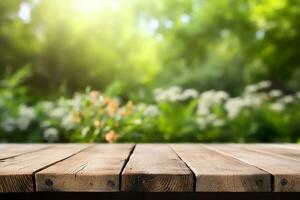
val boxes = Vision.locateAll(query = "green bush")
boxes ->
[1,69,300,143]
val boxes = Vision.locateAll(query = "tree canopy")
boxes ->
[1,0,300,98]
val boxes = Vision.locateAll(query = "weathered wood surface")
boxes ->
[0,144,91,192]
[0,144,51,159]
[207,144,300,192]
[172,144,271,192]
[36,144,134,192]
[121,144,194,192]
[0,143,300,192]
[242,144,300,161]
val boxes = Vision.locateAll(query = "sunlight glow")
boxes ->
[73,0,104,13]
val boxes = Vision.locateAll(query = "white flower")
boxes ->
[61,114,75,130]
[182,89,199,100]
[197,105,210,116]
[1,118,16,132]
[40,120,52,128]
[81,127,90,137]
[200,90,229,105]
[167,86,182,102]
[225,98,245,119]
[270,103,285,112]
[153,88,168,102]
[16,118,31,130]
[280,95,294,104]
[154,87,176,102]
[206,114,218,122]
[144,105,160,117]
[154,87,199,102]
[243,94,265,107]
[257,80,271,89]
[15,105,36,130]
[49,107,69,118]
[212,119,225,127]
[18,105,36,120]
[70,96,82,111]
[40,101,54,112]
[245,84,259,93]
[269,90,282,98]
[197,90,229,116]
[43,128,59,142]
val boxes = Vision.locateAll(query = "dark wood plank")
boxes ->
[121,144,194,192]
[0,144,91,192]
[0,144,51,159]
[35,144,134,192]
[207,144,300,192]
[172,144,271,192]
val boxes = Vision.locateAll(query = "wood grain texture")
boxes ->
[242,144,300,162]
[172,144,271,192]
[0,144,51,159]
[207,144,300,192]
[121,144,194,192]
[0,144,90,192]
[35,144,134,192]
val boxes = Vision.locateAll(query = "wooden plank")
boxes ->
[121,144,194,192]
[242,144,300,162]
[172,144,271,192]
[272,144,300,151]
[0,144,51,159]
[0,144,91,192]
[206,144,300,192]
[35,144,134,192]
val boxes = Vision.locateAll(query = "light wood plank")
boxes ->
[172,144,271,192]
[35,144,134,192]
[0,144,51,159]
[121,144,194,192]
[207,144,300,192]
[272,144,300,151]
[242,144,300,162]
[0,144,91,192]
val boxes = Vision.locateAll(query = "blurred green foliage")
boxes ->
[1,0,300,98]
[1,0,300,143]
[1,68,300,143]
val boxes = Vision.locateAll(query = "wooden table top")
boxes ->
[0,144,300,192]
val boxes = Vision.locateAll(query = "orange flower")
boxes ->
[104,97,111,104]
[94,120,102,129]
[107,99,119,116]
[105,130,119,143]
[121,101,134,116]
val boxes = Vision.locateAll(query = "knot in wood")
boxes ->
[45,179,53,187]
[280,178,288,186]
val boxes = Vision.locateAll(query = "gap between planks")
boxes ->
[173,144,271,192]
[32,144,96,191]
[203,144,275,191]
[35,144,135,192]
[205,144,300,192]
[169,144,197,192]
[119,144,136,191]
[0,144,93,192]
[121,144,194,192]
